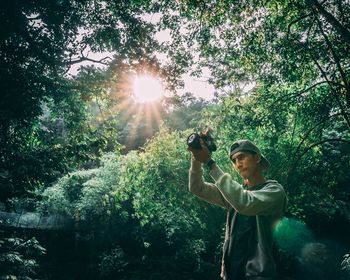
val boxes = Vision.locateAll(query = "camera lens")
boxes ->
[187,134,196,144]
[187,133,201,149]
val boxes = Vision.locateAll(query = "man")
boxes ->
[188,138,287,280]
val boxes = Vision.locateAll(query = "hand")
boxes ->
[188,138,211,163]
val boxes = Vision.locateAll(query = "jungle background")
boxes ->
[1,0,350,279]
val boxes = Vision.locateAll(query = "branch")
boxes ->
[312,56,350,130]
[271,110,299,178]
[267,81,329,109]
[305,17,317,45]
[65,56,112,66]
[21,29,56,70]
[335,0,345,22]
[290,110,298,149]
[287,13,312,38]
[293,112,350,160]
[306,0,350,45]
[315,16,350,102]
[289,138,350,174]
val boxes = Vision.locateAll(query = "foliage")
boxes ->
[39,126,224,279]
[0,0,188,202]
[164,93,212,131]
[39,168,100,216]
[39,152,123,229]
[175,0,350,109]
[342,254,350,275]
[165,0,350,226]
[2,0,350,279]
[0,237,46,279]
[38,112,350,278]
[99,246,128,278]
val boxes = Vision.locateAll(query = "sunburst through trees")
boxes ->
[111,72,165,151]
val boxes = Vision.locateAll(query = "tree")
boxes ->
[39,126,225,279]
[159,0,350,225]
[0,0,189,201]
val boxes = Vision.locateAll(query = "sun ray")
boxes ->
[112,73,167,150]
[125,107,144,150]
[152,101,163,120]
[119,101,137,122]
[145,104,154,138]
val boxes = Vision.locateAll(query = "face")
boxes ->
[230,151,261,179]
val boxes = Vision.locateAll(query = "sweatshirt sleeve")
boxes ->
[209,169,286,216]
[189,159,229,209]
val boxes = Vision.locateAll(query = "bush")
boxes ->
[0,237,46,279]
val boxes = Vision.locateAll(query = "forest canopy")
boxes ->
[0,0,349,279]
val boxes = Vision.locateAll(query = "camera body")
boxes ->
[187,132,217,152]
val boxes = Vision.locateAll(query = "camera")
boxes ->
[187,131,217,152]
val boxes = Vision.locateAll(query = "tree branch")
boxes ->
[306,0,350,45]
[335,0,345,22]
[267,81,329,110]
[315,16,350,104]
[65,56,112,66]
[312,56,350,130]
[289,138,350,174]
[293,112,350,160]
[287,13,312,38]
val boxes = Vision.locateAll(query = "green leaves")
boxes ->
[0,237,46,278]
[37,125,223,279]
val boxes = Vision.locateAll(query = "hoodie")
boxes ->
[189,159,287,279]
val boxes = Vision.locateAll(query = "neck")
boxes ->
[245,172,266,188]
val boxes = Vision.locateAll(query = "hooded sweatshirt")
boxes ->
[189,159,287,280]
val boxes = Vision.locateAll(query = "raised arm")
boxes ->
[209,170,287,216]
[189,159,229,209]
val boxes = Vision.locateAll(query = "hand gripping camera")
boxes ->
[187,130,217,152]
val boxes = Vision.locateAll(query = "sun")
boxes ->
[133,75,164,103]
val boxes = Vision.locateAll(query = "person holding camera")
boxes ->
[188,132,287,280]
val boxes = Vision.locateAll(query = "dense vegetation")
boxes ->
[1,0,349,279]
